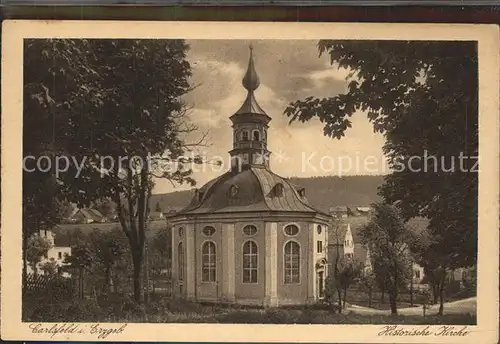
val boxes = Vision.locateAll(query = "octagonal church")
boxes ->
[170,47,330,307]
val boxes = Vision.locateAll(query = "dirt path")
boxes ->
[345,297,476,316]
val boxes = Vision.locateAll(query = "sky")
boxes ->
[153,39,389,194]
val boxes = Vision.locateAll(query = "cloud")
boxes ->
[154,39,387,194]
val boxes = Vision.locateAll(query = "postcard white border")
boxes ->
[1,20,499,343]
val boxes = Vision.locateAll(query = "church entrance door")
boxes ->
[317,271,324,299]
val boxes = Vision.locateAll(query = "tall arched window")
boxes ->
[252,130,260,141]
[243,240,258,283]
[178,242,184,281]
[202,241,216,282]
[242,130,249,141]
[284,241,300,284]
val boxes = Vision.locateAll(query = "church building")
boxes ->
[170,47,331,307]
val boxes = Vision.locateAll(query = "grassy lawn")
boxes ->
[345,287,476,311]
[346,290,425,310]
[23,295,476,325]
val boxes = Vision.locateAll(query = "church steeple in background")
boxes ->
[229,45,272,171]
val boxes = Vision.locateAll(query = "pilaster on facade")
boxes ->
[264,222,278,306]
[185,223,196,300]
[221,223,236,302]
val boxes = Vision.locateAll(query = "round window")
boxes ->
[243,225,258,236]
[178,227,184,237]
[203,226,216,236]
[284,224,299,236]
[317,225,322,235]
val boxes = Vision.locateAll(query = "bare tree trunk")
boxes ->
[343,285,347,308]
[389,290,398,315]
[106,266,112,294]
[79,267,84,299]
[410,272,414,307]
[132,248,144,304]
[431,280,439,304]
[368,288,372,308]
[438,271,446,316]
[337,287,343,313]
[22,232,28,288]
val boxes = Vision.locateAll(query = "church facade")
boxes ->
[169,47,330,307]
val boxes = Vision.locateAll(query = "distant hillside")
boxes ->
[150,175,385,213]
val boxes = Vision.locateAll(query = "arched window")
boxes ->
[284,224,299,236]
[243,240,258,283]
[284,241,300,284]
[252,130,260,141]
[317,225,322,235]
[229,184,239,198]
[203,226,216,236]
[178,242,184,281]
[178,227,184,237]
[242,130,249,141]
[243,224,258,236]
[202,241,216,282]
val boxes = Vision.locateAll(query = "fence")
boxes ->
[24,273,75,299]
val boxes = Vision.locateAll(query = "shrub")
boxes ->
[26,299,107,322]
[264,308,300,323]
[216,310,265,324]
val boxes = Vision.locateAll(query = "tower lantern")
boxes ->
[229,45,272,171]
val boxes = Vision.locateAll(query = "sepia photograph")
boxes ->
[1,21,498,343]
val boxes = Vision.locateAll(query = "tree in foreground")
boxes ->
[26,233,53,276]
[359,203,415,315]
[284,41,478,270]
[359,269,376,308]
[24,39,203,304]
[88,228,128,294]
[410,228,449,315]
[337,259,362,308]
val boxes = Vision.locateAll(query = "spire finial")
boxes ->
[242,44,260,91]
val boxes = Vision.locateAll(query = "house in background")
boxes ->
[149,211,165,221]
[330,206,348,219]
[447,266,476,287]
[355,206,371,215]
[27,229,72,278]
[409,263,427,291]
[328,218,372,273]
[71,208,106,224]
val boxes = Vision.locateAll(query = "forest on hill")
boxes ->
[150,175,385,213]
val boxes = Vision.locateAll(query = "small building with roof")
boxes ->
[26,228,72,278]
[169,47,331,307]
[71,208,106,224]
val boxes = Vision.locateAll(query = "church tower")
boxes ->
[170,45,331,307]
[229,45,272,171]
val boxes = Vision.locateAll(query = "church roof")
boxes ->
[234,91,267,116]
[176,166,329,217]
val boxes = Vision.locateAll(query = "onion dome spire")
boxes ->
[234,44,267,116]
[242,44,260,91]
